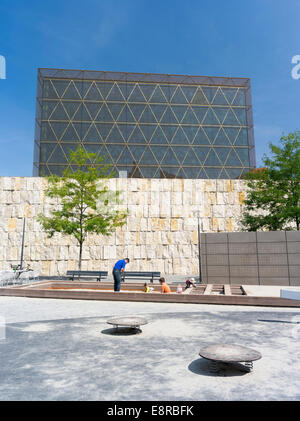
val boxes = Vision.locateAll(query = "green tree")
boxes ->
[38,146,128,270]
[241,131,300,231]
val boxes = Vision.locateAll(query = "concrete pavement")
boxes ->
[0,296,300,401]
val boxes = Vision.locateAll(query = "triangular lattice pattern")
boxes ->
[39,78,251,178]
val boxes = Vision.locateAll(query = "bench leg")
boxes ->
[209,360,219,374]
[244,361,253,372]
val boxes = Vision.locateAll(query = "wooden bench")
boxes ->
[121,271,161,283]
[66,270,108,282]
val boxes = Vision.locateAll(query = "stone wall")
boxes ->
[0,177,247,276]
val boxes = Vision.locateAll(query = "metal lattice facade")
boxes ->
[33,68,255,178]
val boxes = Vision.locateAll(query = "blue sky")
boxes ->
[0,0,299,176]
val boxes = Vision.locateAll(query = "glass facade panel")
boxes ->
[61,123,80,142]
[106,125,125,144]
[35,69,255,178]
[181,108,198,125]
[42,101,58,119]
[232,89,245,106]
[129,125,147,144]
[43,80,58,99]
[62,101,81,120]
[63,82,81,100]
[150,86,168,103]
[212,89,228,105]
[235,128,248,146]
[51,103,69,120]
[202,86,218,103]
[222,87,238,104]
[214,129,231,146]
[192,127,210,145]
[193,146,210,164]
[40,143,56,162]
[173,146,188,162]
[84,83,102,101]
[161,148,178,165]
[215,147,230,164]
[203,127,219,144]
[236,148,250,166]
[151,146,168,163]
[170,87,188,104]
[204,149,222,166]
[191,88,208,105]
[184,167,200,178]
[150,126,167,144]
[205,167,222,178]
[96,82,114,99]
[223,109,240,125]
[183,148,199,165]
[226,149,242,166]
[171,127,189,145]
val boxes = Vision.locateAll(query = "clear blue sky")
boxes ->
[0,0,299,176]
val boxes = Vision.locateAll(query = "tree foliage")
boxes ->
[241,131,300,231]
[38,146,128,269]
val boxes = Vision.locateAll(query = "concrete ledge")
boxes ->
[1,281,300,308]
[280,288,300,300]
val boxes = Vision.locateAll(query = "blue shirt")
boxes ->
[113,259,126,271]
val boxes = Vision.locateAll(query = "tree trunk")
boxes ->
[78,241,83,281]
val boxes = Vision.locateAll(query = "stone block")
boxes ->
[172,179,184,192]
[149,205,160,217]
[171,192,182,205]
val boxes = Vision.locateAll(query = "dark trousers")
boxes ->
[112,269,122,291]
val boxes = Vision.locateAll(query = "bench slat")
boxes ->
[66,270,108,282]
[122,271,161,283]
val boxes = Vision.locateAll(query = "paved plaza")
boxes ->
[0,295,300,401]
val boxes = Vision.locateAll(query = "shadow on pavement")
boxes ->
[258,319,300,324]
[188,358,249,377]
[101,327,143,336]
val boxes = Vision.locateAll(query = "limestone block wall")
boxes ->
[0,177,247,276]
